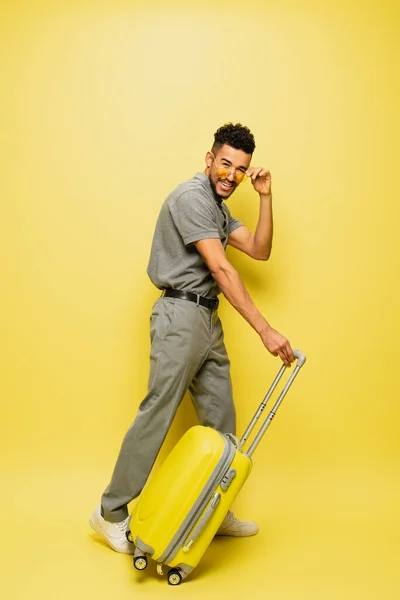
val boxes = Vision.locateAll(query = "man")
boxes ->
[89,123,294,554]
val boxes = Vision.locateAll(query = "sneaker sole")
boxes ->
[215,529,259,537]
[89,515,135,555]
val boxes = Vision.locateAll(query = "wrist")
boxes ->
[257,320,272,338]
[260,193,272,201]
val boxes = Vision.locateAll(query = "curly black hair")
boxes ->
[212,122,255,155]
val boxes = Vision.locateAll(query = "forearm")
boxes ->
[253,193,273,260]
[197,237,293,366]
[212,262,270,336]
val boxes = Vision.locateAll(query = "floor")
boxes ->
[2,460,398,600]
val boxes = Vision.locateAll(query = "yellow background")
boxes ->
[1,0,399,598]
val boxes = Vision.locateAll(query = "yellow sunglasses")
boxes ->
[212,154,248,184]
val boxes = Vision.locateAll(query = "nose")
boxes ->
[227,169,235,182]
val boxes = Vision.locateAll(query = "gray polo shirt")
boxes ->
[147,172,243,298]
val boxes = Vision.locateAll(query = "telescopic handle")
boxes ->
[239,349,306,457]
[292,349,306,367]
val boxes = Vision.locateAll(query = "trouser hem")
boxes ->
[101,505,129,524]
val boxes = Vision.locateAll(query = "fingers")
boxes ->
[279,343,295,368]
[271,339,294,368]
[278,350,290,368]
[246,167,270,180]
[268,344,292,367]
[262,328,294,367]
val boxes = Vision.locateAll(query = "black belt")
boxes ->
[162,288,219,311]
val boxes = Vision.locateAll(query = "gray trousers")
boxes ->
[101,296,236,522]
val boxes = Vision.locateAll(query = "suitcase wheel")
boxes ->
[133,555,148,571]
[126,530,133,543]
[167,569,183,586]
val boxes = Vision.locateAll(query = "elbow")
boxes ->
[251,241,271,261]
[210,264,227,281]
[210,260,235,285]
[254,250,271,261]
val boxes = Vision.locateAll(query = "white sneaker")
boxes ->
[216,511,259,537]
[89,505,135,554]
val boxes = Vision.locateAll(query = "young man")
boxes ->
[90,123,294,554]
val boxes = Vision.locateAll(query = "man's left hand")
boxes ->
[246,167,272,196]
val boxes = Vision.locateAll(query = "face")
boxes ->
[205,144,252,200]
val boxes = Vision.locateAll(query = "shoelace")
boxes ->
[115,516,130,534]
[225,511,239,522]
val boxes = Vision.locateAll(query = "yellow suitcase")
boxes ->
[129,350,306,585]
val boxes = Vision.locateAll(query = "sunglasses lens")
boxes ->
[234,172,246,183]
[215,165,246,184]
[216,167,230,179]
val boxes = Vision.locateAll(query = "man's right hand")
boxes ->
[260,326,295,367]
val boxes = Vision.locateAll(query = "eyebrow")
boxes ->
[220,157,248,171]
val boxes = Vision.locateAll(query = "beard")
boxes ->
[208,176,221,199]
[208,174,236,200]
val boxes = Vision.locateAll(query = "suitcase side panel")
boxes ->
[167,448,253,570]
[130,426,227,558]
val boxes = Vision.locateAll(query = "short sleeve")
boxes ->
[228,214,243,235]
[169,192,220,246]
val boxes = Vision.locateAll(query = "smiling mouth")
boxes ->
[219,179,235,190]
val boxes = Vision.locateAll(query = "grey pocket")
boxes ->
[150,299,176,341]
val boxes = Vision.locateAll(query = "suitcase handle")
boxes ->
[293,348,306,367]
[239,348,306,458]
[182,492,221,552]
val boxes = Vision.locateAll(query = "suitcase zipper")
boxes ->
[158,433,236,565]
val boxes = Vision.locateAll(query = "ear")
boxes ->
[205,151,213,168]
